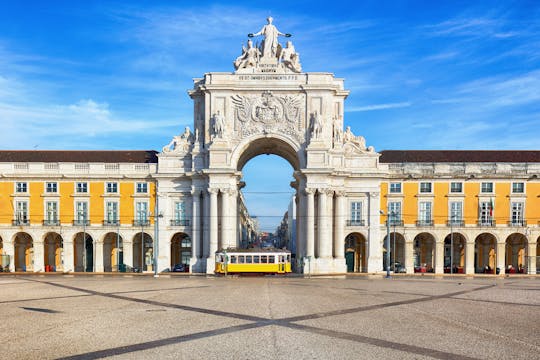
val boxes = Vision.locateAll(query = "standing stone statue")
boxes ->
[212,111,225,139]
[310,111,323,139]
[249,17,291,59]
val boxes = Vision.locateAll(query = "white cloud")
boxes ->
[347,102,411,112]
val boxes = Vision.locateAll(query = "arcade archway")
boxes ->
[414,232,435,273]
[505,233,527,273]
[171,233,191,270]
[475,233,497,274]
[74,232,94,272]
[103,232,123,272]
[444,232,466,273]
[14,232,33,272]
[44,232,63,272]
[133,232,153,272]
[345,232,366,272]
[383,232,405,271]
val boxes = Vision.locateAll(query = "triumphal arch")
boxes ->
[156,18,386,274]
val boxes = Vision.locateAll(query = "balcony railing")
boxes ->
[446,219,465,227]
[416,219,434,227]
[133,219,150,226]
[346,219,365,226]
[477,219,496,227]
[507,220,527,227]
[73,219,90,226]
[170,219,190,226]
[12,219,30,226]
[388,219,404,226]
[43,219,60,226]
[103,219,120,226]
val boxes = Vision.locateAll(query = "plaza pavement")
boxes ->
[0,274,538,359]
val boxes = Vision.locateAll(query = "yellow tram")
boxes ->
[215,248,292,274]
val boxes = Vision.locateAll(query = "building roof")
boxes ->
[0,150,158,163]
[379,150,540,163]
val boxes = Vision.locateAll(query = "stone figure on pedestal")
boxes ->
[249,16,291,59]
[310,111,323,139]
[234,39,261,70]
[333,116,343,147]
[280,41,302,72]
[343,126,366,150]
[212,111,225,139]
[162,126,194,153]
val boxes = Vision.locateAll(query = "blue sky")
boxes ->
[1,1,539,231]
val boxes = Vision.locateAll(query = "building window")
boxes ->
[479,201,494,226]
[135,201,149,226]
[14,201,29,225]
[76,182,88,193]
[45,201,59,225]
[349,201,363,226]
[449,201,463,225]
[511,202,524,226]
[16,182,28,193]
[419,182,432,193]
[106,182,118,193]
[480,182,493,193]
[389,182,401,193]
[388,202,402,225]
[106,201,119,225]
[75,201,88,225]
[450,182,462,193]
[46,182,58,193]
[512,182,524,194]
[418,201,432,226]
[136,182,148,194]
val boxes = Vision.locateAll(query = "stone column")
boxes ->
[404,240,414,274]
[4,239,15,272]
[123,240,133,268]
[220,189,229,249]
[366,192,382,272]
[33,240,44,272]
[209,189,219,256]
[435,240,444,274]
[465,241,475,274]
[334,191,345,259]
[64,239,74,272]
[228,189,238,248]
[497,242,506,275]
[296,192,304,259]
[305,188,315,259]
[191,189,201,264]
[318,189,331,258]
[95,240,104,272]
[527,242,536,274]
[201,191,209,258]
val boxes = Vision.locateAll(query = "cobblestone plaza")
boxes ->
[1,275,538,359]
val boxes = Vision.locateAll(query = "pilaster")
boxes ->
[33,241,44,272]
[497,242,506,275]
[465,241,475,274]
[334,191,345,259]
[435,240,444,274]
[305,188,315,259]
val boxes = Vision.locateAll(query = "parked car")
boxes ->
[392,262,406,273]
[172,263,188,272]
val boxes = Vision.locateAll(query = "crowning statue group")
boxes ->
[234,17,302,73]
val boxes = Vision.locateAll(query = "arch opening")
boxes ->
[505,233,527,274]
[14,232,33,272]
[133,232,153,272]
[345,232,366,272]
[414,232,435,273]
[444,232,466,273]
[383,232,405,272]
[474,233,497,274]
[103,232,124,272]
[171,232,191,272]
[74,232,94,272]
[44,232,63,272]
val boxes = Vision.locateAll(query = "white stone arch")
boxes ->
[230,132,304,171]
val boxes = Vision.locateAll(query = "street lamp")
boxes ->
[450,213,454,274]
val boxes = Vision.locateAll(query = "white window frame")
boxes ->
[388,201,402,224]
[15,200,29,224]
[350,201,363,225]
[45,201,59,224]
[75,201,89,225]
[389,182,402,194]
[511,182,524,194]
[136,182,148,194]
[419,182,432,194]
[450,182,463,193]
[76,182,88,193]
[105,201,119,224]
[15,182,28,193]
[510,202,524,226]
[449,201,463,224]
[135,201,149,225]
[479,201,493,225]
[418,201,432,224]
[45,182,58,193]
[106,182,118,194]
[480,182,494,193]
